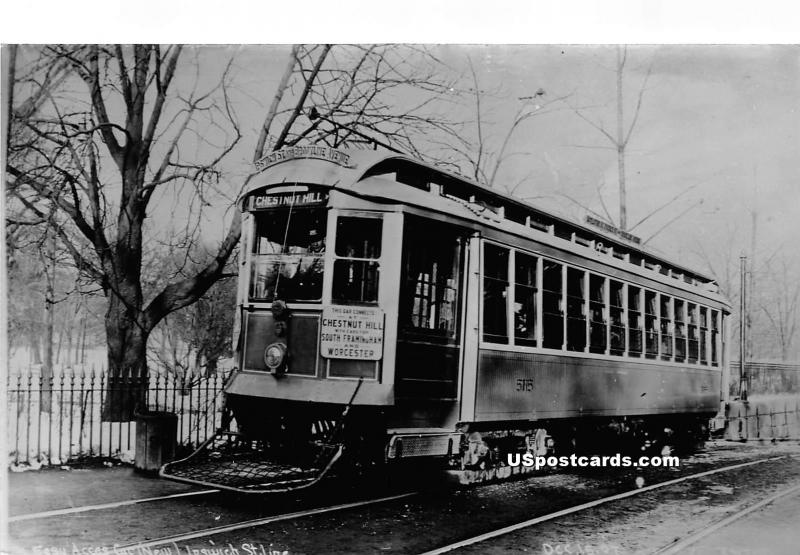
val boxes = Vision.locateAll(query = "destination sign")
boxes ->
[248,190,328,210]
[254,146,355,172]
[320,305,384,361]
[585,215,642,245]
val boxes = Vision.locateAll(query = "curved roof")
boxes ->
[242,147,719,287]
[243,147,396,199]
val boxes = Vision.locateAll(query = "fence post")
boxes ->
[37,372,43,463]
[89,369,96,458]
[180,374,186,446]
[99,370,106,458]
[188,375,194,448]
[69,369,76,461]
[58,371,65,463]
[14,372,21,465]
[171,372,177,415]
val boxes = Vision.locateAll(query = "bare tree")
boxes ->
[6,44,462,420]
[252,45,460,160]
[6,45,246,419]
[431,56,568,192]
[146,243,237,379]
[566,46,653,231]
[691,224,800,363]
[758,256,800,361]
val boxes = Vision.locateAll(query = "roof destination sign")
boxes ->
[254,146,355,172]
[321,305,384,361]
[585,215,642,245]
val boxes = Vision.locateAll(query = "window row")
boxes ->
[482,242,722,366]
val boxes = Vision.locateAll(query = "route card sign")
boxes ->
[321,305,384,360]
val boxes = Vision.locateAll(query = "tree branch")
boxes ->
[84,45,125,169]
[623,58,654,147]
[141,45,182,156]
[254,45,298,162]
[144,211,241,331]
[273,44,332,150]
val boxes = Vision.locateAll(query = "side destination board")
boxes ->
[320,305,384,361]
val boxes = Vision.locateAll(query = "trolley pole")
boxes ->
[739,255,748,401]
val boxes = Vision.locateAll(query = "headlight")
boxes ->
[264,342,287,374]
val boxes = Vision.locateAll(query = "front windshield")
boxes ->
[250,207,327,302]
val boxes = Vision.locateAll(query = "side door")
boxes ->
[394,215,467,400]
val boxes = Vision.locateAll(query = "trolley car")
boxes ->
[161,146,731,492]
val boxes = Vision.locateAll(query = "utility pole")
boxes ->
[616,46,627,231]
[739,255,748,401]
[747,166,758,361]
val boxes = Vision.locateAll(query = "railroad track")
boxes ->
[419,455,795,555]
[8,488,220,522]
[111,491,418,551]
[10,483,419,549]
[653,481,800,554]
[10,452,797,553]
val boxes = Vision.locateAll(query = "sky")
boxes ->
[2,8,799,376]
[5,42,797,283]
[148,44,798,283]
[429,45,799,266]
[2,0,798,267]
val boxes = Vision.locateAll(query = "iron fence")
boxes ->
[6,367,232,468]
[729,361,800,397]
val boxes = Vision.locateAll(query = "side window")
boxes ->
[399,220,464,340]
[514,252,538,347]
[610,280,625,356]
[542,260,564,349]
[711,310,720,366]
[687,303,699,363]
[566,268,587,352]
[589,274,607,354]
[699,307,708,364]
[645,291,659,359]
[660,295,673,361]
[483,244,509,343]
[628,286,643,357]
[674,299,686,362]
[332,216,381,304]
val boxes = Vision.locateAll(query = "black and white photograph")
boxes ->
[2,8,800,555]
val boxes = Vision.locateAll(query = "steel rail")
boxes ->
[419,455,794,555]
[112,491,417,551]
[9,488,219,522]
[654,481,800,554]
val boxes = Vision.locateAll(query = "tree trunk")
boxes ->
[194,349,203,378]
[31,334,42,365]
[205,356,218,378]
[101,296,149,422]
[55,325,66,365]
[74,312,83,365]
[41,232,56,411]
[79,315,87,364]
